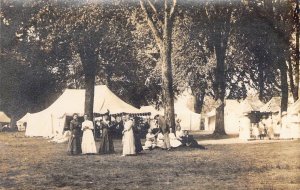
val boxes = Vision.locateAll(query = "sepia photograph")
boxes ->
[0,0,299,189]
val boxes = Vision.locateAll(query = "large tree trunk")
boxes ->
[84,74,96,118]
[288,56,296,101]
[213,42,227,136]
[140,0,177,130]
[214,103,225,135]
[161,0,175,131]
[280,60,289,112]
[258,62,265,101]
[194,91,205,114]
[294,0,299,101]
[79,47,97,120]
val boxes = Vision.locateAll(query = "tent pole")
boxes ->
[93,113,96,139]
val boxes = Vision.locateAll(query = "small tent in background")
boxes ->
[139,106,163,117]
[139,91,202,131]
[139,104,201,131]
[174,102,201,131]
[285,99,300,139]
[238,97,265,140]
[17,113,31,131]
[204,100,241,134]
[239,97,265,114]
[0,111,11,125]
[288,99,300,115]
[25,85,147,138]
[260,97,281,113]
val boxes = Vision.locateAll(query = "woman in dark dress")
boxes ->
[98,112,114,154]
[67,114,82,155]
[133,117,143,154]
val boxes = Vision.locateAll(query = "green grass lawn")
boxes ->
[0,132,299,190]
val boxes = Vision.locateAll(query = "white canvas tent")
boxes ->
[239,97,264,114]
[238,98,264,140]
[0,111,10,124]
[139,106,164,116]
[260,97,281,113]
[288,99,300,115]
[139,104,201,131]
[25,85,145,137]
[204,100,241,134]
[17,113,31,131]
[174,102,201,131]
[284,99,300,139]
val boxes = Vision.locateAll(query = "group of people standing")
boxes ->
[67,111,204,156]
[67,111,142,156]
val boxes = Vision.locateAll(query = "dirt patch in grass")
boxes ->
[0,132,299,189]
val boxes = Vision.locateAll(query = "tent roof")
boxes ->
[205,99,241,118]
[42,85,146,116]
[0,111,10,123]
[240,97,264,113]
[260,97,281,113]
[94,85,144,115]
[225,100,241,113]
[17,113,31,123]
[140,102,201,117]
[140,106,163,116]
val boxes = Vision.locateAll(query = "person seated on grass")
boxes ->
[49,130,71,143]
[169,128,182,148]
[181,130,206,149]
[49,130,63,142]
[156,132,166,149]
[55,130,71,143]
[143,129,158,150]
[176,125,184,139]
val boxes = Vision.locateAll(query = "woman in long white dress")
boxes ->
[143,129,157,150]
[156,132,166,149]
[169,128,182,148]
[81,114,97,154]
[122,116,136,156]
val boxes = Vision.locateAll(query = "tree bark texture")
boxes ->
[140,0,177,129]
[194,92,205,114]
[212,27,228,136]
[280,60,289,112]
[294,0,299,101]
[79,46,97,120]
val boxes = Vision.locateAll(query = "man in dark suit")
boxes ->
[154,114,171,150]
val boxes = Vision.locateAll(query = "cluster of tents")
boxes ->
[204,96,300,139]
[19,85,147,137]
[14,85,300,140]
[18,85,202,138]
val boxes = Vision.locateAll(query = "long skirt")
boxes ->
[67,135,82,155]
[122,130,136,155]
[170,138,182,148]
[134,133,143,153]
[99,128,114,154]
[81,130,97,154]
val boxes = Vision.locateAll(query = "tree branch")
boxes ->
[147,0,164,28]
[170,0,177,20]
[140,0,163,49]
